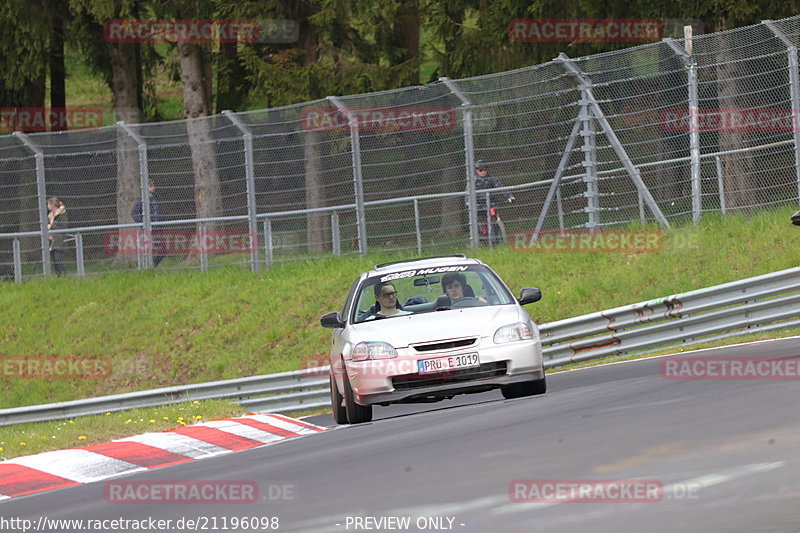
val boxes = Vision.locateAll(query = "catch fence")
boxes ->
[2,16,800,280]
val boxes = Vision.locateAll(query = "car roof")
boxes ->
[364,255,483,277]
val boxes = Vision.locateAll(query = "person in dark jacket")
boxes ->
[131,182,164,266]
[473,160,515,213]
[467,160,515,245]
[47,196,68,276]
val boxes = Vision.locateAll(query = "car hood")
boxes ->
[350,305,524,348]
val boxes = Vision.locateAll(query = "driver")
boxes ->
[442,272,467,303]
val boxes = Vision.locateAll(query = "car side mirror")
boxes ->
[320,312,345,328]
[518,288,542,305]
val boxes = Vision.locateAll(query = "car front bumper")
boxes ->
[346,339,544,405]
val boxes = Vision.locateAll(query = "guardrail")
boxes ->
[0,267,797,426]
[539,266,800,366]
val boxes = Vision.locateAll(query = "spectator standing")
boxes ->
[131,182,165,266]
[47,197,68,276]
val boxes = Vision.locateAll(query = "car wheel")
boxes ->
[343,371,373,424]
[501,375,547,399]
[330,370,348,425]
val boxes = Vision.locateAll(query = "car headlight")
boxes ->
[352,341,399,361]
[493,322,534,344]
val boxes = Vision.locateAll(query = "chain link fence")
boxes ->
[2,16,800,280]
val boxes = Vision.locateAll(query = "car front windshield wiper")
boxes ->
[435,306,451,311]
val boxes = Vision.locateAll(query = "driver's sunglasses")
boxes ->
[380,291,398,298]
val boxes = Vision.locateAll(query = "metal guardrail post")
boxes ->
[440,77,478,248]
[118,122,152,269]
[665,38,702,225]
[12,237,22,283]
[331,211,341,256]
[13,132,51,277]
[222,111,260,271]
[764,21,800,205]
[557,54,671,229]
[263,218,273,266]
[328,96,367,254]
[75,232,85,278]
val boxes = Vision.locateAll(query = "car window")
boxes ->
[352,264,515,323]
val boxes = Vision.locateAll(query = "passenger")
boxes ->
[366,282,412,319]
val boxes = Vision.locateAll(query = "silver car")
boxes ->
[321,255,546,424]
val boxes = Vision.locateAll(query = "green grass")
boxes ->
[0,400,246,461]
[0,207,798,411]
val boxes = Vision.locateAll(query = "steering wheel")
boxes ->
[451,296,487,308]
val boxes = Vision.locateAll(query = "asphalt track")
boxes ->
[2,337,799,533]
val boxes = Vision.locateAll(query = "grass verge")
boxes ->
[0,207,798,408]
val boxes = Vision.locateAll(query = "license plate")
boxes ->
[417,353,480,374]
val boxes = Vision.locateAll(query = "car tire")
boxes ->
[343,371,373,424]
[330,370,348,425]
[501,375,547,399]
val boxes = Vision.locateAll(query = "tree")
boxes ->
[70,0,147,264]
[0,0,49,263]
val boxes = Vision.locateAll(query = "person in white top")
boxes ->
[367,282,412,319]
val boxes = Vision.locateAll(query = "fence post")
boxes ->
[198,222,208,272]
[222,110,260,271]
[535,117,582,235]
[580,86,599,230]
[263,218,273,266]
[75,232,85,278]
[12,237,22,283]
[328,96,367,254]
[413,199,422,255]
[557,53,670,229]
[764,21,800,205]
[664,38,702,224]
[12,132,51,277]
[117,122,152,269]
[715,155,726,214]
[331,211,341,256]
[440,77,478,247]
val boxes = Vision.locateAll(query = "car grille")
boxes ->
[391,362,507,390]
[412,338,477,352]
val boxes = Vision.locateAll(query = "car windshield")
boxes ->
[352,264,516,323]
